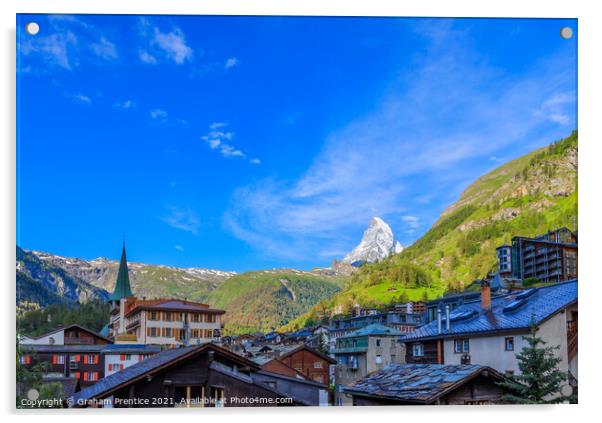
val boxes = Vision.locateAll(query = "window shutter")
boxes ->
[74,372,80,379]
[83,373,88,381]
[25,355,31,364]
[75,354,81,362]
[138,354,143,361]
[108,364,112,371]
[94,372,99,380]
[120,354,125,361]
[52,355,57,364]
[84,355,88,364]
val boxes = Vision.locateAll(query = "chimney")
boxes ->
[481,280,491,310]
[437,308,442,334]
[445,305,450,331]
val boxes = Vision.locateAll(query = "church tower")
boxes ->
[110,241,133,302]
[109,241,134,337]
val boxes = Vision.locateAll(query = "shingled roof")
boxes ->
[344,364,505,404]
[404,280,577,342]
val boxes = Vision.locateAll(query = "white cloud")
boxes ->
[534,92,575,126]
[224,21,576,261]
[151,27,193,64]
[201,123,257,161]
[401,215,420,229]
[225,57,239,69]
[161,207,200,235]
[90,37,117,60]
[19,16,118,72]
[68,92,91,105]
[139,50,158,64]
[113,100,136,109]
[150,108,168,122]
[174,245,184,252]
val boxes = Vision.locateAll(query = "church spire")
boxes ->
[110,241,133,301]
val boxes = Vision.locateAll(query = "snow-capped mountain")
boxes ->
[343,217,404,265]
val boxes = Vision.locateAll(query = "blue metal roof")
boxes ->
[341,323,403,339]
[404,280,577,341]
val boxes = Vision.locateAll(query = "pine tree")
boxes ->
[498,322,576,404]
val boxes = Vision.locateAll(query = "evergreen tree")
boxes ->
[498,322,576,404]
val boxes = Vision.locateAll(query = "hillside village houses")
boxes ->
[18,229,578,407]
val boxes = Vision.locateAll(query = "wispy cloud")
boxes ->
[137,19,193,65]
[67,92,92,105]
[225,57,239,69]
[201,123,259,163]
[113,100,136,109]
[174,245,184,252]
[161,207,200,235]
[19,15,118,72]
[150,108,168,122]
[224,20,577,262]
[534,92,575,125]
[90,37,118,60]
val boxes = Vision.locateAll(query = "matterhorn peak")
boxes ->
[343,217,404,265]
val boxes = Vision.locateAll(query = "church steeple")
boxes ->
[110,241,133,301]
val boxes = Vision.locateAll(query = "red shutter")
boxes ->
[75,355,81,362]
[108,364,112,371]
[94,372,99,381]
[84,355,88,364]
[94,355,98,364]
[25,355,31,364]
[52,355,57,364]
[73,372,80,379]
[138,354,143,361]
[120,354,125,360]
[83,373,88,381]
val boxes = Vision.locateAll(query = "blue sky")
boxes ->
[16,15,577,272]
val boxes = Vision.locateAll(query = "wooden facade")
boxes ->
[279,346,336,385]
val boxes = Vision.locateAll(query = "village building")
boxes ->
[344,364,510,405]
[497,227,578,283]
[333,324,406,406]
[403,280,578,380]
[68,343,327,407]
[107,243,225,347]
[18,324,161,388]
[329,310,422,352]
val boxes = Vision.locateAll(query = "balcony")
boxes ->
[64,337,94,345]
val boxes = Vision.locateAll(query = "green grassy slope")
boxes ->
[204,270,346,334]
[284,131,578,330]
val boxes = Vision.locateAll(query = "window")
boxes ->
[390,354,396,363]
[412,344,424,357]
[375,354,382,364]
[53,354,65,364]
[20,355,30,365]
[149,327,158,337]
[376,339,381,347]
[85,354,97,364]
[149,311,159,321]
[505,337,514,351]
[84,372,99,381]
[165,328,172,337]
[313,361,323,369]
[454,339,470,353]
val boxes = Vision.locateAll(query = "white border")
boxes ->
[2,1,601,422]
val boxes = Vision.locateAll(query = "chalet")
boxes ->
[403,280,578,380]
[107,243,225,347]
[333,324,405,406]
[344,364,510,405]
[20,344,107,388]
[68,343,325,407]
[19,323,112,346]
[276,344,336,385]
